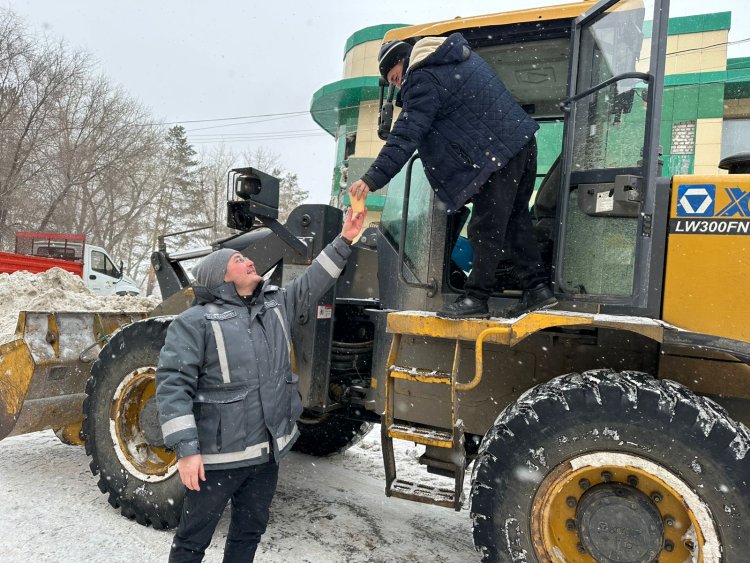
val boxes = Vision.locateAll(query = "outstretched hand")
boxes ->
[349,179,370,200]
[341,207,367,242]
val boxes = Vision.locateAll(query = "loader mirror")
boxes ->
[377,79,396,141]
[118,260,124,279]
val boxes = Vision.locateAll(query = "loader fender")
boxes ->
[82,316,183,529]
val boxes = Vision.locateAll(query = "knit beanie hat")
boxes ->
[192,248,236,289]
[378,40,412,79]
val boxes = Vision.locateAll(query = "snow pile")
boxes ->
[0,268,159,344]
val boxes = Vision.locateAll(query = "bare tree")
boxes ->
[192,144,238,246]
[36,75,162,236]
[0,10,90,247]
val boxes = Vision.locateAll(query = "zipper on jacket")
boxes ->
[449,142,473,166]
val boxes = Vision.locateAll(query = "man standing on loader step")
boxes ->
[156,208,365,563]
[349,33,557,319]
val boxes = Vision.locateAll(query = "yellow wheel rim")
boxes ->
[531,452,720,562]
[110,367,177,480]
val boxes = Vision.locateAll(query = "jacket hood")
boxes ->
[408,33,470,73]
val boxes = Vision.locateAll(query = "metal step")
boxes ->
[389,364,452,384]
[388,478,461,509]
[388,422,453,448]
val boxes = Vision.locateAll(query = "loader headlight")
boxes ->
[235,175,262,200]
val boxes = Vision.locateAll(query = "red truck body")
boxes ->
[0,232,85,276]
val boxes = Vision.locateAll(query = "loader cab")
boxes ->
[378,0,669,318]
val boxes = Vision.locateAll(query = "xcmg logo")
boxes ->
[676,184,714,216]
[717,187,750,217]
[671,183,750,235]
[677,184,750,217]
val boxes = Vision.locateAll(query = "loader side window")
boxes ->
[570,3,647,171]
[380,163,434,278]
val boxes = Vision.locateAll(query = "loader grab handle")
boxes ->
[559,71,650,112]
[456,327,511,392]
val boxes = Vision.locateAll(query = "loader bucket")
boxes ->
[0,336,35,441]
[0,310,149,442]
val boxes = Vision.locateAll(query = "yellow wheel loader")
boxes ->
[2,0,749,560]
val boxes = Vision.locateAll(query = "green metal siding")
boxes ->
[310,77,381,136]
[643,11,730,37]
[728,57,750,71]
[343,24,410,58]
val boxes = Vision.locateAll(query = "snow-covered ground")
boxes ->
[0,268,477,561]
[0,427,477,563]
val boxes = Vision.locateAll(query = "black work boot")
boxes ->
[498,283,557,318]
[437,295,490,319]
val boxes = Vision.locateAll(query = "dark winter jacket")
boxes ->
[362,33,539,213]
[156,236,352,470]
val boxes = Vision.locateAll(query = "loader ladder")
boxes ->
[382,321,510,511]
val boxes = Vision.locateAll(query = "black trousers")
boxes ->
[169,461,279,563]
[465,138,546,300]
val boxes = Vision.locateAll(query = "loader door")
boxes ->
[556,0,669,316]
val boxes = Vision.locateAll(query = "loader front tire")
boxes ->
[471,369,750,562]
[82,317,183,529]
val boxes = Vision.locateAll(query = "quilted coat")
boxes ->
[362,33,539,213]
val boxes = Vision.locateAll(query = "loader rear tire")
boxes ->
[470,369,750,562]
[292,410,372,456]
[82,317,183,529]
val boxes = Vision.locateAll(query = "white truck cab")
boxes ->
[27,235,141,296]
[84,245,141,296]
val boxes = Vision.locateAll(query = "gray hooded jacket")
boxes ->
[156,236,352,469]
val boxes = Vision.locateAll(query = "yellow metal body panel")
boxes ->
[383,2,591,42]
[663,175,750,343]
[387,428,452,448]
[0,335,35,439]
[391,370,451,384]
[386,310,666,347]
[54,422,85,446]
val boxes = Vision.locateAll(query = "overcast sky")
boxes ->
[5,0,750,204]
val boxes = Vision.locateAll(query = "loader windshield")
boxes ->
[476,37,570,119]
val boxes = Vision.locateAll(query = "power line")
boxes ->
[0,34,749,138]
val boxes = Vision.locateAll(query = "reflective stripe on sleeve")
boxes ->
[161,414,197,439]
[315,249,343,278]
